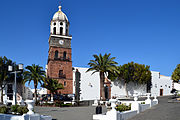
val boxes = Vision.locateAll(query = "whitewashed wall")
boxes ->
[174,82,180,93]
[111,80,147,97]
[72,68,173,101]
[73,67,100,101]
[151,71,173,96]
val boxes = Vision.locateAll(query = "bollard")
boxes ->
[96,105,102,114]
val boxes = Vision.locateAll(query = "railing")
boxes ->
[59,74,66,79]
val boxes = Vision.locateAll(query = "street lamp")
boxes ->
[8,64,23,105]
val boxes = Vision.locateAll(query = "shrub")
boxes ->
[17,106,29,115]
[141,102,145,104]
[11,105,19,113]
[60,103,72,107]
[55,101,64,107]
[0,106,8,114]
[116,104,131,112]
[43,102,54,106]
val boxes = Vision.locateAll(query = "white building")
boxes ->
[23,87,33,100]
[0,82,25,105]
[73,67,173,101]
[174,82,180,93]
[31,88,47,97]
[151,71,173,96]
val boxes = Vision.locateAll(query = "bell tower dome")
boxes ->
[50,5,69,36]
[47,5,73,94]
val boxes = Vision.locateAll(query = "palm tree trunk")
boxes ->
[34,84,38,105]
[1,86,3,104]
[124,82,129,97]
[100,72,105,100]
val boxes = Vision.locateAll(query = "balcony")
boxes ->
[59,74,66,79]
[54,57,70,61]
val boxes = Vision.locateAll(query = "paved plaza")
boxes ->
[34,106,107,120]
[34,96,180,120]
[129,96,180,120]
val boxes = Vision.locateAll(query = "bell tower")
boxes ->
[47,5,73,94]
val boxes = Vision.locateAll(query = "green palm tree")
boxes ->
[86,53,117,100]
[42,78,64,100]
[24,64,45,104]
[0,56,13,104]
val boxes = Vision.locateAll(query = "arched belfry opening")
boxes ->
[53,27,56,34]
[60,27,63,35]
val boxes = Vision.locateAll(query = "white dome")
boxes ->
[52,6,68,22]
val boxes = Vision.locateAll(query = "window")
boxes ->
[60,27,63,35]
[54,22,56,26]
[64,81,66,86]
[63,51,67,60]
[59,70,63,76]
[169,86,170,88]
[60,22,63,25]
[66,29,68,35]
[59,70,66,78]
[7,84,13,100]
[53,27,56,34]
[55,50,58,59]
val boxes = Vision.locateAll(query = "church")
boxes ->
[46,5,173,101]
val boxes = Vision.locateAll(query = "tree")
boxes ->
[86,53,117,100]
[172,64,180,83]
[0,56,13,104]
[41,78,63,100]
[108,62,151,97]
[24,64,45,104]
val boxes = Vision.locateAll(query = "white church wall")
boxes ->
[174,83,180,93]
[73,67,100,101]
[111,80,147,98]
[151,71,173,96]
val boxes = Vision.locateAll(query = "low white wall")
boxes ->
[152,101,158,106]
[120,101,144,106]
[0,113,52,120]
[120,110,137,120]
[140,104,150,112]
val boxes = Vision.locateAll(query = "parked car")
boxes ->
[53,94,73,101]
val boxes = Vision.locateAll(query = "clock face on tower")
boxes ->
[59,40,64,45]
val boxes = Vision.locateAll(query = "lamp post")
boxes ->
[8,64,23,105]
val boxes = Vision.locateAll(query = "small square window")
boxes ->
[64,81,66,86]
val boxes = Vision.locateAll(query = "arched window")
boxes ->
[63,51,66,60]
[53,27,56,34]
[60,27,63,35]
[59,70,63,76]
[66,29,68,35]
[60,22,63,25]
[55,50,58,59]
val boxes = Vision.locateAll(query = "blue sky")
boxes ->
[0,0,180,88]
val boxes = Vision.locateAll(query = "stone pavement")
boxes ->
[34,96,180,120]
[128,96,180,120]
[34,106,107,120]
